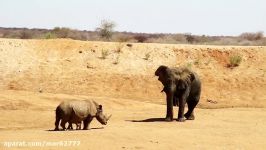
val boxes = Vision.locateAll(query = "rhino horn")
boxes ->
[107,114,112,121]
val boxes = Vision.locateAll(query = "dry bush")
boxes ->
[185,34,197,44]
[134,34,148,43]
[96,20,116,40]
[113,33,133,42]
[19,30,33,39]
[143,52,151,60]
[101,49,109,59]
[240,32,264,41]
[52,27,71,38]
[173,34,187,43]
[115,42,124,53]
[113,55,120,64]
[147,35,176,44]
[1,27,265,46]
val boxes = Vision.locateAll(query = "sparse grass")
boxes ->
[186,62,193,69]
[143,52,151,60]
[228,55,242,68]
[115,42,124,53]
[194,59,201,66]
[101,49,109,59]
[113,55,120,65]
[204,59,212,66]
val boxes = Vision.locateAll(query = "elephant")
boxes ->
[155,65,201,122]
[54,99,112,131]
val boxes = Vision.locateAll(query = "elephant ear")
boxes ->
[177,80,186,90]
[155,65,168,76]
[177,67,195,90]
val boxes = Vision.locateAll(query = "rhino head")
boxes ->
[96,105,112,125]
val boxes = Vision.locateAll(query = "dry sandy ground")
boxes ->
[0,90,266,150]
[0,39,266,149]
[0,39,266,108]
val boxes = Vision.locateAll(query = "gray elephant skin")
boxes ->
[54,100,111,131]
[155,65,201,122]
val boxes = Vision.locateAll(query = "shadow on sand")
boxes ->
[45,127,104,132]
[127,118,168,122]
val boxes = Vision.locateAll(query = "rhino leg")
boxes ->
[76,122,81,130]
[54,107,61,131]
[83,117,93,130]
[60,119,68,130]
[67,122,73,130]
[54,117,60,131]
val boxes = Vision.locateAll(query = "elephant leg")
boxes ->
[165,92,174,121]
[177,98,186,122]
[54,117,60,131]
[83,117,93,130]
[185,96,200,120]
[173,96,179,106]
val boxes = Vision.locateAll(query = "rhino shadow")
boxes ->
[45,127,104,132]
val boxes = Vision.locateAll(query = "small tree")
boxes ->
[96,20,116,40]
[52,27,71,38]
[185,33,196,44]
[134,34,148,43]
[20,29,32,39]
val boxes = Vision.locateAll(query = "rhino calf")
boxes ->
[54,100,111,131]
[67,121,82,130]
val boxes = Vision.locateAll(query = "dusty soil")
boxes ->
[0,39,266,149]
[0,90,266,150]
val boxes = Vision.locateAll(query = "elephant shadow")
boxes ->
[127,118,167,122]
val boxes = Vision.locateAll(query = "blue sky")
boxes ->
[0,0,265,36]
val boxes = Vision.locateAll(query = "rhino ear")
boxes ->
[98,105,103,111]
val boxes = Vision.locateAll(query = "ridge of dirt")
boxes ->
[0,38,266,108]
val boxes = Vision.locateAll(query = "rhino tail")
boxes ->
[55,106,62,119]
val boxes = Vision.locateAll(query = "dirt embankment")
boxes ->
[0,39,266,108]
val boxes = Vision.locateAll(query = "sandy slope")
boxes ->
[0,39,266,108]
[0,90,266,150]
[0,39,266,149]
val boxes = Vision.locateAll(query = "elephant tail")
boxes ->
[173,97,179,106]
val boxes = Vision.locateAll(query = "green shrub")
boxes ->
[228,55,242,68]
[44,32,57,39]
